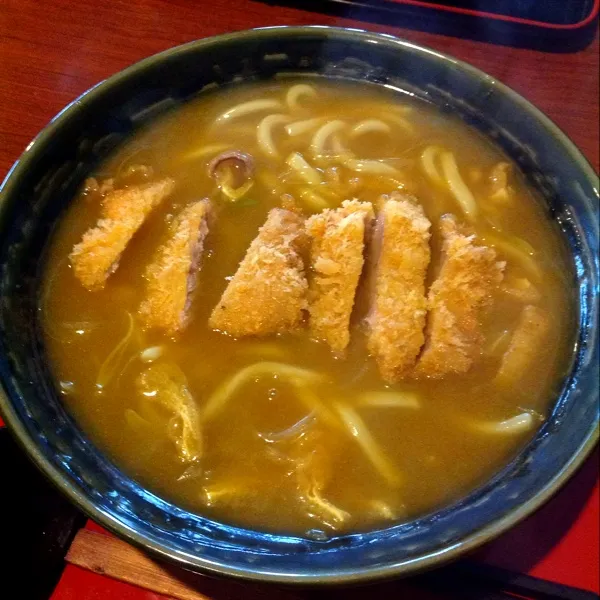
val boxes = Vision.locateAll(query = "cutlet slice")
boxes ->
[139,199,211,335]
[307,200,374,353]
[209,208,308,337]
[413,214,505,379]
[366,195,431,382]
[70,178,175,290]
[494,304,549,386]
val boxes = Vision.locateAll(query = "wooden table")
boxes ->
[1,1,598,598]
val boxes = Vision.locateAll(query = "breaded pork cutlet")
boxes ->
[209,208,308,337]
[139,199,211,335]
[494,304,548,386]
[366,195,431,382]
[413,214,505,379]
[70,178,175,290]
[307,200,374,353]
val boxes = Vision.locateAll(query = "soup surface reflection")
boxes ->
[41,80,575,535]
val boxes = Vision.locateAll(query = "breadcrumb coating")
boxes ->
[70,178,175,290]
[307,200,374,353]
[139,199,211,335]
[414,214,505,379]
[367,195,431,382]
[209,208,308,337]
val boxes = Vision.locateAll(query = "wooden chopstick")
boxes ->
[66,529,304,600]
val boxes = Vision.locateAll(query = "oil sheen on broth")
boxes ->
[41,80,574,535]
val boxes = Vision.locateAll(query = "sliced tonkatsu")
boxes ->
[139,199,212,335]
[494,304,548,386]
[70,178,175,290]
[209,208,308,337]
[306,200,374,353]
[366,195,432,383]
[413,214,505,379]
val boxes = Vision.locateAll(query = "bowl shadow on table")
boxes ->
[156,448,599,599]
[260,0,599,52]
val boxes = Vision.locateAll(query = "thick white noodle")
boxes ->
[500,277,541,304]
[311,120,346,156]
[286,83,317,111]
[286,152,322,185]
[182,143,229,162]
[203,362,324,421]
[440,151,478,219]
[285,117,324,137]
[96,312,135,391]
[214,99,282,124]
[293,387,341,430]
[344,158,399,175]
[383,113,415,135]
[350,119,391,138]
[330,135,353,158]
[420,145,445,185]
[471,412,535,435]
[257,114,291,158]
[357,391,420,409]
[333,402,402,486]
[486,235,542,281]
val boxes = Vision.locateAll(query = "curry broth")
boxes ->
[41,80,575,534]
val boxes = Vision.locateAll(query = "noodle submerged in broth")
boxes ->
[41,80,575,535]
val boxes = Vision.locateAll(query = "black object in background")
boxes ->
[417,562,600,600]
[262,0,599,51]
[398,0,598,25]
[0,427,85,600]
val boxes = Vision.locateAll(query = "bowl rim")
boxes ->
[0,24,598,585]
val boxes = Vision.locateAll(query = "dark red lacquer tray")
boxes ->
[281,0,599,49]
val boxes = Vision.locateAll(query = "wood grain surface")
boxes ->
[66,529,306,600]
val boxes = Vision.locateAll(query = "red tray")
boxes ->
[384,0,599,29]
[281,0,599,49]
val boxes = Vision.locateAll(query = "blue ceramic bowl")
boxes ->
[0,27,598,584]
